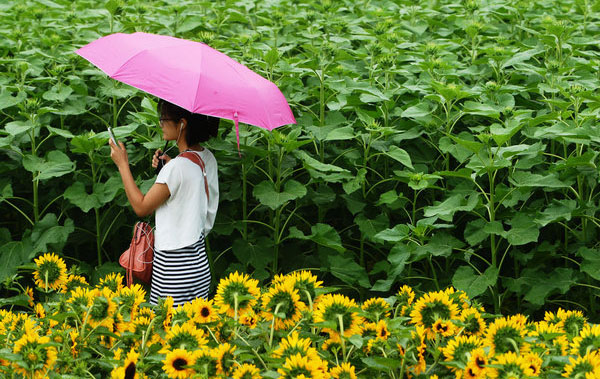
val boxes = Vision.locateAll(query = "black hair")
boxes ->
[157,99,219,145]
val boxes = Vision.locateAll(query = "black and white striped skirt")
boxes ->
[149,236,211,306]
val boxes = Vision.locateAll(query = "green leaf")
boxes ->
[31,213,74,253]
[0,238,34,282]
[324,126,355,141]
[505,268,575,306]
[509,171,571,188]
[289,224,345,253]
[371,244,410,292]
[385,146,413,169]
[4,120,36,136]
[0,90,26,110]
[578,247,600,281]
[401,102,435,119]
[22,151,76,180]
[64,176,121,213]
[361,356,403,370]
[501,47,544,68]
[327,254,369,287]
[535,199,576,227]
[342,168,366,194]
[42,84,73,102]
[355,214,389,241]
[423,194,479,222]
[452,265,498,298]
[253,180,307,210]
[374,224,410,243]
[463,101,500,118]
[506,214,539,246]
[464,219,487,246]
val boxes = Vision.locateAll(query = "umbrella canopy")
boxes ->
[76,32,296,148]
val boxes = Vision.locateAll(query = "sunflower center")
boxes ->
[201,307,211,318]
[125,362,136,379]
[173,358,188,371]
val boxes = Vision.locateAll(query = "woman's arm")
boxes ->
[110,140,170,217]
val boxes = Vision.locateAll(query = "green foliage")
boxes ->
[2,0,600,319]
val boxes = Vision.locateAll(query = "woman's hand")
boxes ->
[152,149,171,168]
[109,139,129,169]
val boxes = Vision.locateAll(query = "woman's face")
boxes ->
[159,115,181,141]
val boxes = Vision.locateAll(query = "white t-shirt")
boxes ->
[154,149,219,250]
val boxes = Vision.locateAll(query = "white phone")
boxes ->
[107,127,118,145]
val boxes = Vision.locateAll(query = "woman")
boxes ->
[109,99,219,305]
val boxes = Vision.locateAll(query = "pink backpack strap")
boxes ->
[180,151,210,202]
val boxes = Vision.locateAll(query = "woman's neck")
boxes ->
[177,140,202,153]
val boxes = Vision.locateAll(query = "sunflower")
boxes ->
[25,286,34,307]
[214,342,237,376]
[362,298,391,322]
[34,303,45,319]
[155,296,175,331]
[442,335,484,367]
[523,352,542,377]
[67,286,93,309]
[99,272,125,293]
[463,347,490,378]
[321,332,342,352]
[489,351,530,379]
[330,362,357,379]
[87,287,117,330]
[313,293,362,337]
[190,297,217,324]
[360,322,378,338]
[63,274,89,293]
[110,348,141,379]
[375,319,390,340]
[432,319,456,337]
[484,317,528,356]
[571,324,600,356]
[214,320,235,343]
[214,271,260,318]
[557,308,587,337]
[459,307,487,336]
[409,290,459,339]
[232,363,262,379]
[272,331,319,361]
[194,348,219,377]
[396,285,415,317]
[160,321,207,353]
[13,332,58,378]
[33,253,68,291]
[240,310,258,329]
[277,353,324,379]
[69,330,80,358]
[261,281,306,330]
[163,349,197,379]
[529,321,568,355]
[563,351,600,378]
[116,284,146,317]
[409,325,427,375]
[289,270,323,306]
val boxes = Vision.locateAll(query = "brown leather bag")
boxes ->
[119,221,154,287]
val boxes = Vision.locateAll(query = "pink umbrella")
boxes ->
[75,32,296,150]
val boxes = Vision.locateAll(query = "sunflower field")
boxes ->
[0,253,597,378]
[5,0,600,376]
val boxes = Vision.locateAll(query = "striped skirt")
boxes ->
[149,236,211,306]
